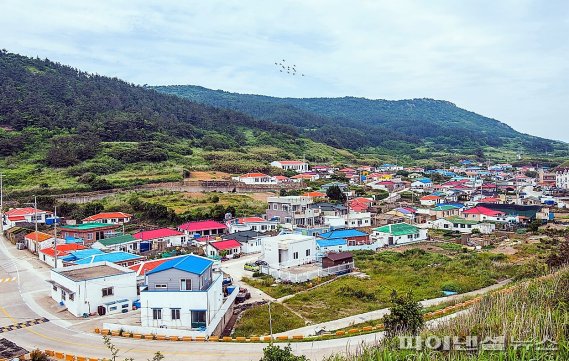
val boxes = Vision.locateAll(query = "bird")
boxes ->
[274,62,277,65]
[302,74,305,76]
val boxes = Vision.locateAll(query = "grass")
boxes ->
[232,302,305,337]
[324,268,569,361]
[281,248,517,324]
[242,274,335,299]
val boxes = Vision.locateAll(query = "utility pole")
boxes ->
[34,195,38,251]
[268,301,273,342]
[53,206,58,268]
[0,173,3,234]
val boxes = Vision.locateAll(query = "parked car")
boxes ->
[254,260,268,266]
[232,253,241,259]
[244,263,260,272]
[223,276,233,286]
[239,287,251,299]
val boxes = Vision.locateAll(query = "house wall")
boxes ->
[372,229,428,247]
[146,267,213,292]
[50,268,137,317]
[140,274,223,329]
[262,236,316,269]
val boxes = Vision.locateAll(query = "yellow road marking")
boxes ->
[0,306,261,357]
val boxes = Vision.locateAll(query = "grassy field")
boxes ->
[235,244,521,335]
[232,303,305,337]
[324,268,569,361]
[242,275,335,299]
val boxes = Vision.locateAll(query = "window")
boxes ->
[109,306,117,311]
[293,252,299,259]
[305,249,311,257]
[102,287,114,297]
[191,310,207,328]
[53,285,57,291]
[152,308,162,320]
[87,233,93,240]
[171,308,181,320]
[155,284,167,289]
[61,290,66,300]
[180,279,192,291]
[272,204,278,210]
[69,293,74,301]
[121,303,129,309]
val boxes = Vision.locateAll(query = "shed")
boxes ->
[321,251,353,269]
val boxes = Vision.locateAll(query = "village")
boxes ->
[1,158,568,340]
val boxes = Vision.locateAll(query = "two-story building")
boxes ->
[266,196,318,226]
[3,207,52,229]
[261,234,316,270]
[59,223,121,246]
[140,255,230,334]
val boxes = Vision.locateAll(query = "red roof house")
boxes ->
[178,220,227,236]
[83,212,132,224]
[205,239,242,258]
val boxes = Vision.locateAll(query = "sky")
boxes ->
[1,0,568,141]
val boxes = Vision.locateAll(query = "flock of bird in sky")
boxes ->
[275,59,304,76]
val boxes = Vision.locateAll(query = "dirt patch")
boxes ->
[187,171,231,181]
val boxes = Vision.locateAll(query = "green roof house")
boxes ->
[91,234,140,253]
[371,223,428,247]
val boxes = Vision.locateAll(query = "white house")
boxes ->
[231,173,277,185]
[24,231,64,254]
[261,233,316,270]
[3,207,51,229]
[431,217,495,234]
[270,160,309,173]
[49,262,137,317]
[140,255,232,335]
[371,223,428,247]
[556,168,569,189]
[226,217,279,234]
[420,195,441,206]
[223,231,264,254]
[83,212,132,225]
[411,178,433,190]
[91,234,141,253]
[205,239,242,258]
[39,243,86,268]
[344,212,372,228]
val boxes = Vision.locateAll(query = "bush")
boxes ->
[383,290,424,337]
[260,344,308,361]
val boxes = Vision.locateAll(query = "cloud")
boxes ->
[1,0,567,141]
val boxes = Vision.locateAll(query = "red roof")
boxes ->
[239,173,270,178]
[302,191,327,198]
[25,231,52,243]
[277,161,305,165]
[291,174,315,179]
[40,244,86,257]
[178,220,227,232]
[129,256,184,276]
[421,195,440,201]
[478,197,500,203]
[83,212,132,222]
[5,207,49,216]
[133,228,184,241]
[462,206,505,217]
[209,239,241,251]
[274,175,290,180]
[237,217,267,223]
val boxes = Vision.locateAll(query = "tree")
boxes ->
[259,344,308,361]
[383,290,424,337]
[547,239,569,270]
[527,219,542,233]
[326,185,346,203]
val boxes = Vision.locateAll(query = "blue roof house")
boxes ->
[140,254,232,334]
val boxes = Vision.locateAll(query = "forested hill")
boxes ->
[0,50,298,161]
[154,85,565,155]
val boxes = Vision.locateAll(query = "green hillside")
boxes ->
[154,85,569,160]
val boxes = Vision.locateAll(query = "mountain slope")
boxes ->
[153,85,566,155]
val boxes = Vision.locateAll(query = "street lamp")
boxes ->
[268,300,273,342]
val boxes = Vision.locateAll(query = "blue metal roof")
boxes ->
[319,229,367,239]
[66,249,104,261]
[416,178,432,183]
[147,254,213,276]
[317,238,347,248]
[74,251,140,265]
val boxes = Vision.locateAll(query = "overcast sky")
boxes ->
[2,0,568,141]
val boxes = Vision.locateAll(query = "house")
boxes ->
[430,205,462,219]
[3,207,52,229]
[261,234,316,270]
[431,217,495,234]
[291,173,319,182]
[420,195,441,206]
[461,206,508,222]
[133,228,187,252]
[321,252,354,270]
[178,220,227,237]
[316,238,347,254]
[349,197,374,212]
[223,230,264,254]
[49,262,137,317]
[129,256,185,291]
[302,191,327,198]
[270,160,309,173]
[68,250,145,268]
[23,231,63,254]
[266,196,319,226]
[82,212,132,225]
[274,175,292,184]
[231,173,276,185]
[140,254,232,335]
[226,217,278,234]
[371,223,428,247]
[310,202,348,218]
[205,239,242,258]
[318,229,371,247]
[344,212,372,228]
[411,178,433,190]
[59,223,121,246]
[477,203,548,222]
[92,234,140,253]
[320,182,349,193]
[39,244,86,268]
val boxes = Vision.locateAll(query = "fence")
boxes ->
[264,262,354,283]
